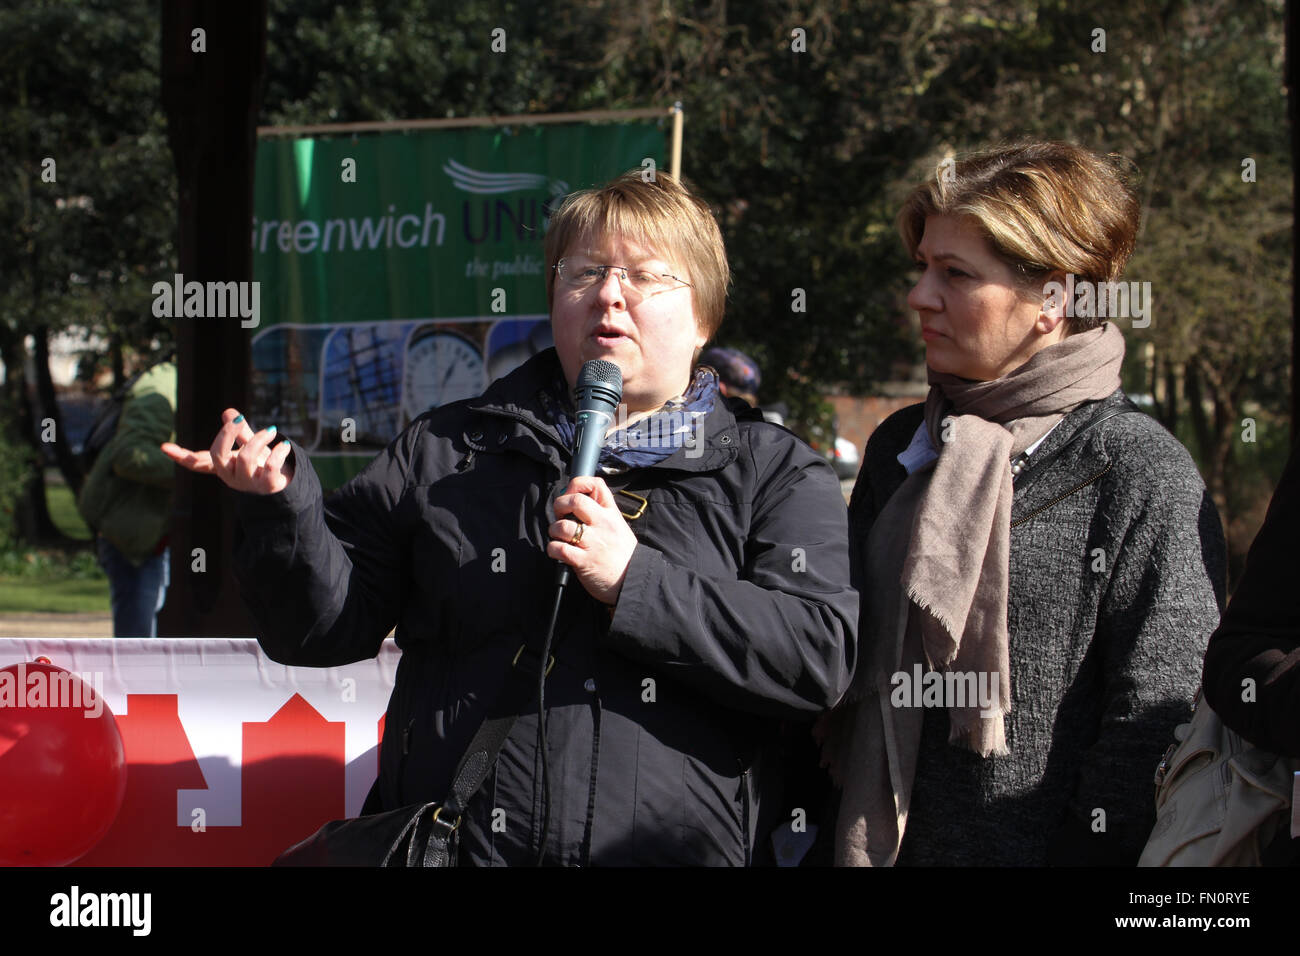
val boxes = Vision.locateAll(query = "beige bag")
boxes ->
[1139,689,1297,866]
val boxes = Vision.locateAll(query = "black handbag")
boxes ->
[274,801,457,867]
[271,638,556,868]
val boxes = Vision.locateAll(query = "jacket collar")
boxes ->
[464,347,567,444]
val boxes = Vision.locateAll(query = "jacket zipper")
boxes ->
[740,767,752,866]
[1010,462,1112,529]
[581,688,601,867]
[397,717,415,804]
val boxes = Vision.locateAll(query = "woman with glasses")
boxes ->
[163,170,857,866]
[818,142,1225,866]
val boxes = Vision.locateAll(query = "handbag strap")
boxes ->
[420,482,656,866]
[418,487,654,865]
[422,692,533,865]
[417,590,569,866]
[1011,396,1144,488]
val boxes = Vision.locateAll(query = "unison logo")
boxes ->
[0,663,104,718]
[890,664,1000,717]
[442,158,569,197]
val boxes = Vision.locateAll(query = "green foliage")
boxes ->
[0,0,175,547]
[7,0,1290,548]
[0,0,175,353]
[264,1,559,123]
[0,415,36,552]
[0,467,105,608]
[0,548,103,581]
[260,0,1289,468]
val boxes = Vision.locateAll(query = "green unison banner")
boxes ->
[250,121,666,489]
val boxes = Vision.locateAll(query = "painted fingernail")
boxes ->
[232,414,244,424]
[266,425,277,434]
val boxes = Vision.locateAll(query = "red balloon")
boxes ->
[0,660,127,865]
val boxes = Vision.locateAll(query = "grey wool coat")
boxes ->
[846,388,1226,865]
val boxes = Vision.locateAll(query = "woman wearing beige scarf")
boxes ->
[820,142,1225,866]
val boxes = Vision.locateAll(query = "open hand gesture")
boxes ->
[161,409,294,495]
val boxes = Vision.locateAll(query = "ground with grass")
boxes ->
[0,470,110,617]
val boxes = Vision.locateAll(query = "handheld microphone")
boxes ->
[534,358,622,864]
[557,359,622,586]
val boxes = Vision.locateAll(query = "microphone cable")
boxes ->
[533,574,567,866]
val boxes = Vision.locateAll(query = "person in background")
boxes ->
[77,360,177,638]
[1200,444,1300,864]
[699,345,786,426]
[819,142,1225,866]
[1202,442,1300,755]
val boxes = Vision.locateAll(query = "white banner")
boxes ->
[0,637,400,866]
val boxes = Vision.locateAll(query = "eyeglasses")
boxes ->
[553,257,692,300]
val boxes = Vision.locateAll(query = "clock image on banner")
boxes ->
[402,324,486,423]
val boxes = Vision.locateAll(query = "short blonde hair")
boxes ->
[898,142,1140,333]
[544,170,730,340]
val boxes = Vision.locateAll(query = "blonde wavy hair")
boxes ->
[898,142,1140,333]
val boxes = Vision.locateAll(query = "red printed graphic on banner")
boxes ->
[73,693,356,866]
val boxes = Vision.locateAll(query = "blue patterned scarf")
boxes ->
[541,366,719,474]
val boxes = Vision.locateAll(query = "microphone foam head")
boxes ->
[577,359,622,392]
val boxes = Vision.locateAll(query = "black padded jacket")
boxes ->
[232,348,858,865]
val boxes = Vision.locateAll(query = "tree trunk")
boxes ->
[1190,354,1252,586]
[1288,0,1297,444]
[1213,385,1244,586]
[1150,352,1169,427]
[1185,360,1213,473]
[17,468,63,547]
[1158,361,1181,436]
[14,364,64,546]
[155,0,267,638]
[110,333,125,390]
[0,325,21,412]
[32,324,86,497]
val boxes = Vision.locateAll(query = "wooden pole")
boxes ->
[670,102,684,180]
[257,107,675,139]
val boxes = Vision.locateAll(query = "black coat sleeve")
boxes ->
[1203,443,1300,757]
[231,431,417,667]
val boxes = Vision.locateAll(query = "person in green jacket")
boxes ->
[77,361,177,637]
